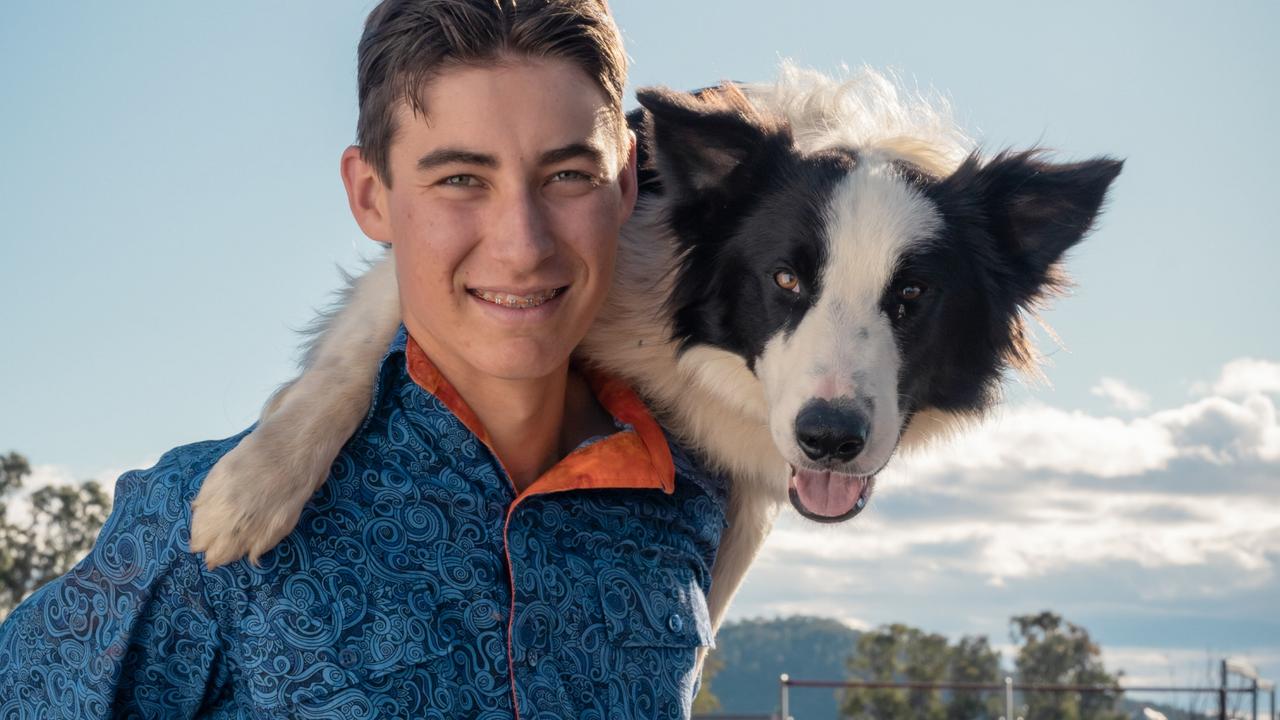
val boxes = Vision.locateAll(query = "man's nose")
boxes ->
[489,189,555,269]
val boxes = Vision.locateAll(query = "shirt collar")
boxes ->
[402,331,675,499]
[357,324,411,434]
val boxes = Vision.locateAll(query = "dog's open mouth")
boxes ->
[787,466,875,523]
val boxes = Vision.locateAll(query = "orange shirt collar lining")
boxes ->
[404,335,675,499]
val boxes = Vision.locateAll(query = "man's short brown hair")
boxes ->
[356,0,628,186]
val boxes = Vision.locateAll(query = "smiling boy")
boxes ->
[0,1,725,717]
[350,57,635,490]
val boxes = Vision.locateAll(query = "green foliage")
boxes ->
[693,650,725,713]
[0,451,111,617]
[694,612,1135,720]
[947,635,1005,720]
[0,452,31,495]
[1011,611,1127,720]
[841,624,1003,720]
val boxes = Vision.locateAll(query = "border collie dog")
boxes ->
[191,65,1121,629]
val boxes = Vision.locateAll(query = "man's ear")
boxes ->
[617,129,639,223]
[635,84,791,198]
[949,150,1124,280]
[341,145,393,243]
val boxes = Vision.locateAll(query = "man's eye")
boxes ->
[550,170,595,184]
[441,175,481,187]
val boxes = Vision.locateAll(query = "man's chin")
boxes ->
[467,338,579,383]
[405,322,575,389]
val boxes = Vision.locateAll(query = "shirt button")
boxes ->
[667,613,684,633]
[338,647,360,669]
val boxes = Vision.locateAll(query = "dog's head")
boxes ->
[636,82,1122,522]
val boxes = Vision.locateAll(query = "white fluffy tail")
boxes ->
[190,254,402,567]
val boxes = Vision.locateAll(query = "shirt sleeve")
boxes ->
[667,438,730,586]
[0,446,227,719]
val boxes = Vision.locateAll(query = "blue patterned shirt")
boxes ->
[0,328,727,719]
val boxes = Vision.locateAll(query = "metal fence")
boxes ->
[705,658,1279,720]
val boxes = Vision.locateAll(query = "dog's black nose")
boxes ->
[795,400,870,462]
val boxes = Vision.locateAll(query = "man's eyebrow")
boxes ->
[540,142,606,167]
[416,143,608,172]
[417,148,498,172]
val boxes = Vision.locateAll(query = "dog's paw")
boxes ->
[190,430,323,569]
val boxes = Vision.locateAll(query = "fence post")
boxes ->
[1005,675,1014,720]
[1221,659,1229,720]
[1253,677,1259,720]
[779,673,789,720]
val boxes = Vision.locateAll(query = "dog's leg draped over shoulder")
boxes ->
[190,254,402,567]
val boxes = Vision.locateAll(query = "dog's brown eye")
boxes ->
[898,284,925,301]
[774,271,800,293]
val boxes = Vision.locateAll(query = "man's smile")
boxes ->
[467,286,567,309]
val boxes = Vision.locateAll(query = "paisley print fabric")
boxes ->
[0,327,727,719]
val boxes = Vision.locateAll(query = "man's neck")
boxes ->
[410,333,615,494]
[460,365,568,493]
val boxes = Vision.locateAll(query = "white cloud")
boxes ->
[897,378,1280,483]
[1153,394,1280,463]
[895,402,1178,479]
[1092,377,1151,412]
[759,486,1280,584]
[1195,358,1280,398]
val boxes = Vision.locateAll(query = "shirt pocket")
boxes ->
[597,564,713,719]
[599,564,714,648]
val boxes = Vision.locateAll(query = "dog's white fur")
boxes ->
[758,163,945,478]
[191,64,975,635]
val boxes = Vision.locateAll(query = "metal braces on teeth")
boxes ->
[473,288,561,309]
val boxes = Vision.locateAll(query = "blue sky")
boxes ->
[3,0,1278,704]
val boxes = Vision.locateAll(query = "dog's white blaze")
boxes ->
[758,162,942,475]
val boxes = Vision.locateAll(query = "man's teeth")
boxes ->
[471,287,562,309]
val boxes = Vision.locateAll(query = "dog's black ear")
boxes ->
[952,150,1124,280]
[635,84,791,197]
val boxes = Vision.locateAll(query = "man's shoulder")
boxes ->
[127,429,252,493]
[111,429,253,536]
[0,436,239,715]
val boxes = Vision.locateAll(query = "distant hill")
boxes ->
[699,615,1212,720]
[704,615,860,719]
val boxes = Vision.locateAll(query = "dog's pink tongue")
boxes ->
[789,468,867,518]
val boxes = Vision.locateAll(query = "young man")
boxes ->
[0,1,725,717]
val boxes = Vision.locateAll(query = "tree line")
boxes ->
[0,451,110,617]
[696,613,1136,720]
[839,612,1126,720]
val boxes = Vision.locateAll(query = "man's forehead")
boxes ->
[389,97,623,170]
[411,58,602,117]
